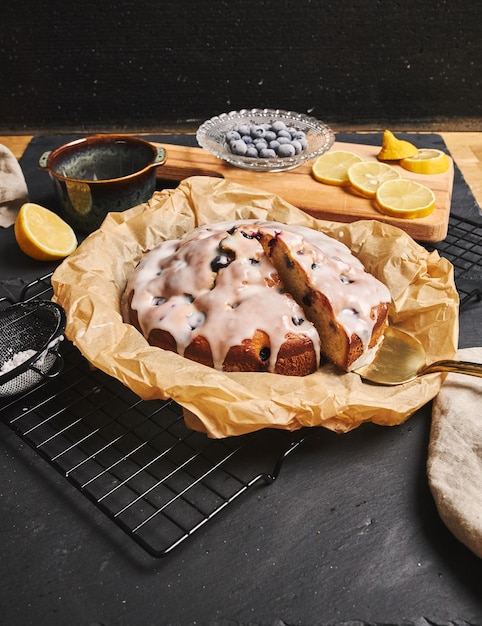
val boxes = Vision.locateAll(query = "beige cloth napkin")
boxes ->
[428,347,482,558]
[0,143,29,227]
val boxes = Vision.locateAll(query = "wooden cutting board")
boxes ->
[154,140,454,242]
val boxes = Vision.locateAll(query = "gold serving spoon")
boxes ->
[354,326,482,386]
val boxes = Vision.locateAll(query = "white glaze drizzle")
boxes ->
[124,222,320,371]
[257,224,391,352]
[123,220,390,371]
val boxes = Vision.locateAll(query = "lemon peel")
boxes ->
[14,202,78,261]
[377,130,418,161]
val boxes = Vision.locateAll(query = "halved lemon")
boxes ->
[312,150,364,186]
[14,202,78,261]
[347,161,401,198]
[400,148,450,175]
[375,179,436,219]
[377,130,418,161]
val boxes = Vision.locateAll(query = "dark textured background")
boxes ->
[2,0,482,132]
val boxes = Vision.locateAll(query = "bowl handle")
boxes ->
[31,350,64,380]
[38,150,52,169]
[153,145,167,167]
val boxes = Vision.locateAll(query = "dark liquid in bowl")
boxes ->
[54,144,154,181]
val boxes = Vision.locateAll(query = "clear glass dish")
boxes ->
[196,108,335,172]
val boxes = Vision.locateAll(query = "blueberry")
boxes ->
[245,146,259,157]
[292,316,305,326]
[277,129,292,139]
[250,125,266,138]
[259,148,277,158]
[339,275,354,284]
[230,139,248,155]
[277,143,296,157]
[237,124,250,136]
[271,120,287,132]
[187,310,206,330]
[225,119,307,159]
[253,138,268,150]
[284,255,295,269]
[259,347,271,362]
[291,140,303,154]
[226,130,241,142]
[211,254,233,272]
[341,307,359,316]
[152,296,166,306]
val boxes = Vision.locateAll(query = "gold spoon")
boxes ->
[354,326,482,386]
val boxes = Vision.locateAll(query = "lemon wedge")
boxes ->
[400,148,450,175]
[312,150,364,186]
[14,202,78,261]
[377,130,418,161]
[347,161,401,198]
[375,179,436,219]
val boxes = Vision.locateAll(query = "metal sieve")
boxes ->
[0,300,66,397]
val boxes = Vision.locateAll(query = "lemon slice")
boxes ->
[347,161,401,198]
[312,150,364,186]
[375,179,436,219]
[377,130,418,161]
[14,202,78,261]
[400,148,450,175]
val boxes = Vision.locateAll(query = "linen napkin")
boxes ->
[0,143,29,227]
[427,347,482,558]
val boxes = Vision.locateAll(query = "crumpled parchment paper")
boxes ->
[51,176,459,438]
[428,347,482,559]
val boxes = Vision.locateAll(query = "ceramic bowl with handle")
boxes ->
[39,134,167,233]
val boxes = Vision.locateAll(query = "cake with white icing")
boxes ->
[121,220,391,375]
[256,223,390,371]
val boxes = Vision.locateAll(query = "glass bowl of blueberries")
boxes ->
[196,108,335,172]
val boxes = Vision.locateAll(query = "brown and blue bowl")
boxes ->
[39,134,167,233]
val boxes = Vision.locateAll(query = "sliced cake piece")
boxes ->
[257,224,391,371]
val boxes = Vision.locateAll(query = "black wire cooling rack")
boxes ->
[1,212,481,558]
[425,213,482,307]
[0,272,306,557]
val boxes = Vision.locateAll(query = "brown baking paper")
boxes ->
[51,176,459,438]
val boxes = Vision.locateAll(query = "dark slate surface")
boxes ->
[1,134,482,625]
